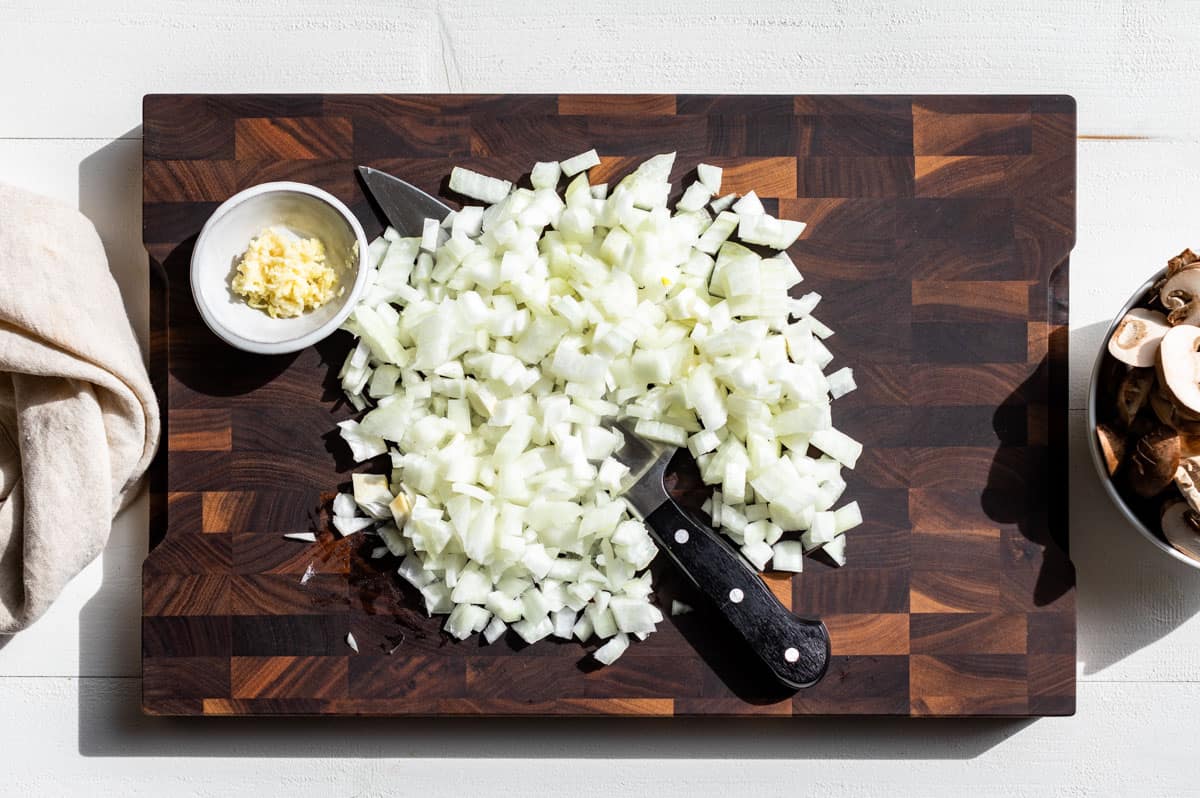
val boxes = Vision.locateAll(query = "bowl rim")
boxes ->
[189,180,370,355]
[1086,266,1200,568]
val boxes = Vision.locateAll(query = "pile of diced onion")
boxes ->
[326,149,862,664]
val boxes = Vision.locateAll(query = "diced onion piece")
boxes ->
[810,428,862,469]
[389,492,413,527]
[710,491,723,527]
[378,523,407,556]
[561,149,601,176]
[572,612,595,641]
[482,616,507,644]
[697,163,722,195]
[594,455,628,488]
[445,603,492,640]
[512,615,555,644]
[593,632,630,665]
[804,314,835,340]
[670,600,693,616]
[422,582,453,615]
[723,461,746,505]
[822,534,847,566]
[827,367,856,399]
[449,166,512,204]
[420,217,441,253]
[337,420,387,462]
[741,539,773,570]
[283,532,317,543]
[801,510,838,550]
[633,151,675,182]
[346,632,359,653]
[531,160,562,189]
[731,191,763,216]
[632,419,686,448]
[449,566,491,604]
[687,364,727,431]
[695,211,738,255]
[745,503,770,523]
[368,364,401,399]
[332,492,358,519]
[688,428,721,457]
[367,236,390,265]
[710,193,736,213]
[677,181,712,212]
[833,501,863,534]
[454,206,485,239]
[333,514,375,537]
[353,473,392,508]
[771,540,805,572]
[737,213,807,251]
[552,607,578,639]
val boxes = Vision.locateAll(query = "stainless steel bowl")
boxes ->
[1086,267,1200,568]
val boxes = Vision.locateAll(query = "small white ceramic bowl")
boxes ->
[1086,267,1200,569]
[191,182,369,354]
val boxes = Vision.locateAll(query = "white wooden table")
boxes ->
[1,1,1197,794]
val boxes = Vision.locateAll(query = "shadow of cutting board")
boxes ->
[141,94,1075,717]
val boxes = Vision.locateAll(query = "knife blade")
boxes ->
[612,419,830,689]
[357,165,453,236]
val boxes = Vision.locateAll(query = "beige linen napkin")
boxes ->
[0,183,159,633]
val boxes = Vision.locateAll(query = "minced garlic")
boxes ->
[231,227,338,318]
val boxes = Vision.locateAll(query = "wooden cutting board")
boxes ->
[141,94,1076,717]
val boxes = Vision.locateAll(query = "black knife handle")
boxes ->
[645,498,830,689]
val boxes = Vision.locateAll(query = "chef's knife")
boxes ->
[356,165,830,689]
[612,419,829,689]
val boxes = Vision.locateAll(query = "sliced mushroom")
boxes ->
[1179,456,1200,506]
[1160,500,1200,562]
[1116,368,1155,427]
[1161,270,1200,326]
[1151,390,1200,433]
[1156,324,1200,415]
[1108,308,1171,366]
[1168,248,1200,277]
[1161,384,1200,416]
[1151,391,1173,427]
[1128,426,1181,497]
[1095,424,1125,475]
[1128,413,1158,441]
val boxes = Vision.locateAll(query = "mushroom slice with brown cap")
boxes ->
[1156,324,1200,415]
[1095,424,1125,475]
[1128,426,1182,497]
[1150,390,1200,433]
[1162,499,1200,562]
[1161,271,1200,326]
[1116,368,1154,427]
[1168,248,1200,277]
[1108,309,1171,366]
[1153,248,1199,298]
[1181,434,1200,456]
[1127,414,1157,445]
[1177,457,1200,506]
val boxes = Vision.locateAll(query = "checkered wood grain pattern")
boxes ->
[142,94,1075,717]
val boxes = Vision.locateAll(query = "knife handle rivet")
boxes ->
[784,647,800,663]
[673,529,690,544]
[729,588,744,604]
